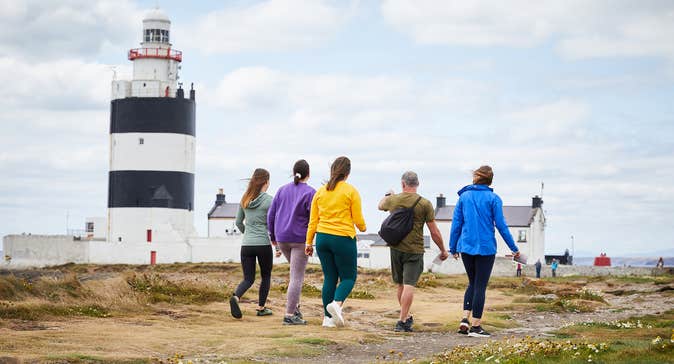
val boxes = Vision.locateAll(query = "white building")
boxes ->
[207,189,240,237]
[434,194,546,263]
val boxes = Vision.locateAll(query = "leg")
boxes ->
[316,233,338,317]
[332,236,358,302]
[470,254,495,326]
[399,285,415,321]
[390,248,404,305]
[235,246,257,298]
[257,245,274,308]
[285,243,308,316]
[399,252,423,321]
[461,253,477,318]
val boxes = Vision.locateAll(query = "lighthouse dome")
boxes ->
[144,7,170,22]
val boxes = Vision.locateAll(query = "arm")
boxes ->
[377,189,394,211]
[267,195,278,243]
[427,220,449,260]
[350,188,367,232]
[235,205,245,234]
[493,196,519,253]
[305,192,320,247]
[448,198,463,255]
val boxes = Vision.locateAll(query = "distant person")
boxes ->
[449,165,520,338]
[516,263,522,277]
[551,258,558,277]
[305,156,366,328]
[378,171,449,332]
[267,160,316,325]
[535,259,542,278]
[657,257,664,268]
[230,168,274,319]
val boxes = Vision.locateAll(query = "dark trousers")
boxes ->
[536,267,541,278]
[235,245,273,307]
[461,253,495,319]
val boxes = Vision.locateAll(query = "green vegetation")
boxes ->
[0,301,110,320]
[0,273,89,301]
[126,273,229,304]
[350,289,375,299]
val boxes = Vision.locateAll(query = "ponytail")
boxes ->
[293,159,310,185]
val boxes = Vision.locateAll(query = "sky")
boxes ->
[1,0,673,256]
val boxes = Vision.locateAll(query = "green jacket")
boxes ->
[235,192,273,246]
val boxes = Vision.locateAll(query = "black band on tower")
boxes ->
[110,97,196,136]
[108,170,194,210]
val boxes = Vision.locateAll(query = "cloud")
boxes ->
[381,0,674,61]
[0,0,142,60]
[178,0,355,53]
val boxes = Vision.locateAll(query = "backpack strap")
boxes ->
[410,196,422,209]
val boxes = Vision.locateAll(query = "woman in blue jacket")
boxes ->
[449,165,520,338]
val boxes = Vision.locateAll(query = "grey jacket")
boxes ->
[235,192,273,246]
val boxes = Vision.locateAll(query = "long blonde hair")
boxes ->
[240,168,270,208]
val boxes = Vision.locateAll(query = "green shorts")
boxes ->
[390,248,424,286]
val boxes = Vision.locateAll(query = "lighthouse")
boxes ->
[108,8,196,245]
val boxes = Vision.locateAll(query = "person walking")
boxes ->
[551,258,558,277]
[230,168,274,319]
[535,259,542,278]
[378,171,448,332]
[516,263,522,277]
[305,156,366,328]
[449,165,520,338]
[267,160,316,325]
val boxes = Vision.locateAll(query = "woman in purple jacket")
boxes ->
[267,160,316,325]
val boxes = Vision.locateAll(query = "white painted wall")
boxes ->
[110,133,195,173]
[208,218,239,237]
[108,208,195,245]
[2,235,89,268]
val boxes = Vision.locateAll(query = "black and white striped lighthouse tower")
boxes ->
[108,8,196,245]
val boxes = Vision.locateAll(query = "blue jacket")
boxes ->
[449,184,519,256]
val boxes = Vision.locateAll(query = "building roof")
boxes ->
[435,205,536,227]
[357,233,431,249]
[208,203,239,219]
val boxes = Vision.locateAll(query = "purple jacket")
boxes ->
[267,182,316,243]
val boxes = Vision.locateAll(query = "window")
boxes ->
[139,138,144,145]
[145,29,151,42]
[518,230,527,242]
[86,222,94,233]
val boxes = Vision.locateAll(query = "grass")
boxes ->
[0,273,89,301]
[125,273,230,304]
[0,301,110,320]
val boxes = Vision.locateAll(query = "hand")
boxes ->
[453,253,460,260]
[439,250,449,261]
[385,189,394,196]
[275,249,282,258]
[513,251,520,259]
[305,245,314,256]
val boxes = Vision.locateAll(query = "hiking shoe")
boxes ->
[468,325,490,338]
[229,296,242,319]
[283,314,307,325]
[326,301,344,327]
[394,320,406,332]
[256,307,273,316]
[458,318,470,335]
[322,316,336,328]
[294,305,303,319]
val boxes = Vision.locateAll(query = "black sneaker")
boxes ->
[294,305,303,320]
[403,316,414,332]
[256,307,273,316]
[458,318,470,335]
[283,314,307,325]
[394,320,406,332]
[468,325,490,338]
[229,296,242,319]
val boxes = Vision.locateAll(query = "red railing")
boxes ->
[128,48,182,62]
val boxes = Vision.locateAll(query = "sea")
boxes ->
[573,256,673,267]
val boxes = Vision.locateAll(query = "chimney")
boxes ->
[215,188,226,206]
[436,194,446,208]
[532,195,543,208]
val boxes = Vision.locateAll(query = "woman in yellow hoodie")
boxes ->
[305,156,366,327]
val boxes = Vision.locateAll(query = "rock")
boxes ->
[532,293,558,301]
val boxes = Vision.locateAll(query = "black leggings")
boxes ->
[235,245,273,307]
[461,253,495,319]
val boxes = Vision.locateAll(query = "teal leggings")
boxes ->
[315,232,358,317]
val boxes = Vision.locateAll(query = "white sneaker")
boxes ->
[326,301,345,327]
[322,316,336,328]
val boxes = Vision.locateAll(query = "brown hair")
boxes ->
[326,156,351,191]
[240,168,270,208]
[473,165,493,185]
[293,159,310,185]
